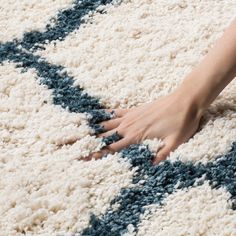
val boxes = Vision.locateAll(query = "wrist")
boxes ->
[176,63,230,114]
[174,78,208,120]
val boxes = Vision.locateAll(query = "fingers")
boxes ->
[84,137,133,161]
[97,108,130,135]
[153,145,172,165]
[99,118,122,132]
[97,128,118,138]
[105,108,128,118]
[153,138,177,165]
[83,149,107,161]
[107,136,134,153]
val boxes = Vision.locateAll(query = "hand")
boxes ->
[84,18,236,164]
[84,88,204,164]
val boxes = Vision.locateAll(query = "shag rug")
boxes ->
[1,0,236,235]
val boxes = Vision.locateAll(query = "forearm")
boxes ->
[178,18,236,113]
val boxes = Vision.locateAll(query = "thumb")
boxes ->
[153,139,176,165]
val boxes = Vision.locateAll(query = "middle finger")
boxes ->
[99,118,123,133]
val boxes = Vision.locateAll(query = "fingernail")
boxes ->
[152,157,160,165]
[110,110,116,118]
[152,159,157,165]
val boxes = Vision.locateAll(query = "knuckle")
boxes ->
[102,146,114,155]
[130,130,144,143]
[157,152,166,159]
[117,126,126,136]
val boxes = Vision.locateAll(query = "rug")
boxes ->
[1,0,236,235]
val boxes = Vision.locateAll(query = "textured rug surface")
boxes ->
[1,0,236,235]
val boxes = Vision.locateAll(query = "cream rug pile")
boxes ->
[1,0,236,235]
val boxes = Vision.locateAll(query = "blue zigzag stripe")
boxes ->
[15,0,115,51]
[0,0,117,132]
[82,142,236,235]
[0,0,235,235]
[0,42,111,132]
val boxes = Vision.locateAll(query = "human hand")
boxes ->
[84,88,204,164]
[84,18,236,164]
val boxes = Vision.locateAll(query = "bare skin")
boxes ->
[85,18,236,164]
